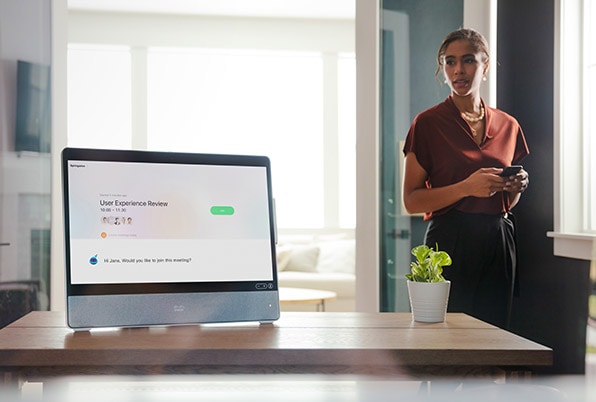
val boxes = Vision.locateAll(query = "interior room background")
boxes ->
[0,0,593,375]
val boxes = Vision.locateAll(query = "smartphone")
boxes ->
[500,165,523,177]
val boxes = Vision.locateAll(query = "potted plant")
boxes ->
[406,244,452,323]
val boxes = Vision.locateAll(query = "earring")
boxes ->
[444,79,448,84]
[482,76,487,81]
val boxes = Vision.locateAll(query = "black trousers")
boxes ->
[424,210,517,329]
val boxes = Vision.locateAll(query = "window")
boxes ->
[146,48,325,228]
[337,53,357,229]
[551,0,596,259]
[586,0,596,231]
[67,45,132,149]
[67,45,355,230]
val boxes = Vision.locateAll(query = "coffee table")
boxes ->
[278,287,337,311]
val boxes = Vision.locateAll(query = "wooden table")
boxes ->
[278,287,337,311]
[0,311,552,387]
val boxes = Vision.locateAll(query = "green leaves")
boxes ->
[405,244,452,283]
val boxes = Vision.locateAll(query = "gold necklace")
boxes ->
[469,123,481,137]
[461,104,485,123]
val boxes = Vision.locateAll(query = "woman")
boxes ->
[402,28,529,329]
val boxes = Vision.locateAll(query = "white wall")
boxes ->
[68,11,354,51]
[50,0,68,311]
[354,0,379,312]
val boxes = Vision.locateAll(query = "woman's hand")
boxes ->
[403,154,511,214]
[463,168,507,198]
[501,168,528,209]
[502,168,529,195]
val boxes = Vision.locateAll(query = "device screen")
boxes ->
[66,160,274,285]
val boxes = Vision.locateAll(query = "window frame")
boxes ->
[549,0,596,260]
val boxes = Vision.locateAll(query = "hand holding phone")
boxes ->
[499,165,523,177]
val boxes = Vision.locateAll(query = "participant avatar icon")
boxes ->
[101,216,133,226]
[89,254,99,265]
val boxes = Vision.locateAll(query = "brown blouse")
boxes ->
[403,96,529,220]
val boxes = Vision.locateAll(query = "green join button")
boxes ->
[210,206,235,215]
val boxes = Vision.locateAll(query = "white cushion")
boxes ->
[275,245,293,271]
[316,240,355,274]
[284,245,320,272]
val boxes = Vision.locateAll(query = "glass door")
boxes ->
[0,0,52,326]
[380,10,411,312]
[379,1,462,311]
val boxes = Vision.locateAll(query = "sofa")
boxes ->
[276,235,355,312]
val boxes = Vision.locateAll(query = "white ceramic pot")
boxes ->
[406,280,451,323]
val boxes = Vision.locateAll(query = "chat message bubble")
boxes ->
[101,257,193,264]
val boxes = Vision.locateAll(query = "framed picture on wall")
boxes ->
[15,60,51,153]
